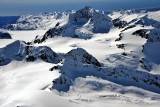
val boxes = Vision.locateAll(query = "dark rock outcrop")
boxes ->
[132,29,148,39]
[0,31,12,39]
[113,18,128,28]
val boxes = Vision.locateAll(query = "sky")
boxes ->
[0,0,160,16]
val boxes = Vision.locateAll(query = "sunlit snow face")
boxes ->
[0,0,160,16]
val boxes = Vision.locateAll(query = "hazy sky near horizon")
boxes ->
[0,0,160,16]
[1,0,108,3]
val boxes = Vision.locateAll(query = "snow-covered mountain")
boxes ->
[32,6,112,41]
[1,12,68,30]
[0,6,160,107]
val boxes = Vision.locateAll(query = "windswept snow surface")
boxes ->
[0,7,160,107]
[8,30,47,42]
[0,61,61,107]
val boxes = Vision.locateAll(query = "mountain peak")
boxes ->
[65,48,101,67]
[78,6,93,12]
[75,6,94,19]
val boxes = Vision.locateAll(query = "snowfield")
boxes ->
[0,6,160,107]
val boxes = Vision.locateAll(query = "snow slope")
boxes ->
[0,61,60,107]
[8,30,47,42]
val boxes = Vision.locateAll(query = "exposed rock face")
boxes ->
[113,18,128,28]
[132,29,149,39]
[25,46,60,63]
[122,25,136,32]
[70,6,94,24]
[65,48,101,67]
[0,31,12,39]
[115,33,123,41]
[116,44,125,49]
